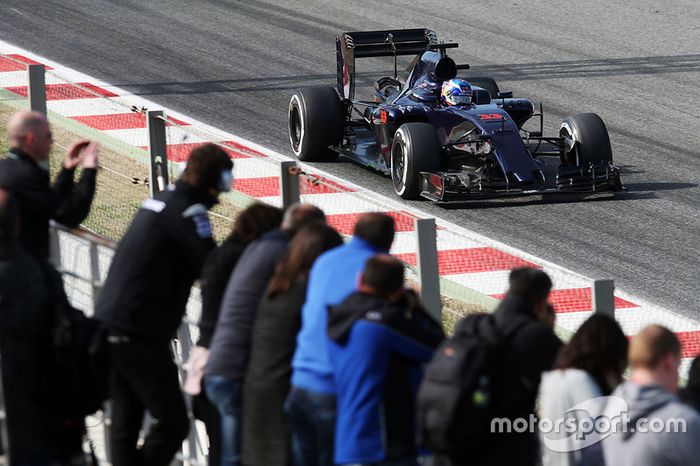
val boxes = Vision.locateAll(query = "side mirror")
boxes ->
[497,91,513,99]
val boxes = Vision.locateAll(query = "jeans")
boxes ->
[109,336,190,466]
[284,386,336,466]
[204,375,243,466]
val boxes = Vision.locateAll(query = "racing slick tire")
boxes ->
[559,113,613,166]
[467,77,500,99]
[288,86,344,162]
[391,122,441,200]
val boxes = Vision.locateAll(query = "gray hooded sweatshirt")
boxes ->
[602,381,700,466]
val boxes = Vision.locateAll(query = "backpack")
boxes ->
[45,265,111,418]
[416,313,529,461]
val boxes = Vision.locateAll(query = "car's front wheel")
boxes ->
[390,123,441,200]
[559,113,613,166]
[288,86,344,161]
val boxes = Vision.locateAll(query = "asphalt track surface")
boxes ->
[2,0,699,316]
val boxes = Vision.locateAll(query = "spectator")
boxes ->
[0,111,98,259]
[538,314,628,466]
[287,212,396,466]
[602,325,700,466]
[328,255,444,466]
[95,143,234,466]
[205,203,326,466]
[243,222,343,466]
[678,356,700,412]
[184,203,283,466]
[464,267,562,466]
[197,203,284,348]
[0,188,86,465]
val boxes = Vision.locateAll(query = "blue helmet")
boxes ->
[441,78,473,106]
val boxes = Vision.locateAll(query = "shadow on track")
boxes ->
[113,72,387,96]
[623,182,697,191]
[468,54,700,81]
[438,191,656,210]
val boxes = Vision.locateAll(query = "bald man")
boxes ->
[0,111,99,259]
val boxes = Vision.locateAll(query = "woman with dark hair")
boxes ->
[538,314,628,466]
[242,222,343,466]
[183,202,283,466]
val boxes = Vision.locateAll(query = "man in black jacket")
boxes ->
[471,267,562,466]
[95,143,233,466]
[0,111,98,259]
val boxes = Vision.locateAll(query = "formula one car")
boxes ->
[288,28,623,201]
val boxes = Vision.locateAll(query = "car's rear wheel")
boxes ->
[288,86,344,161]
[391,123,441,200]
[559,113,613,166]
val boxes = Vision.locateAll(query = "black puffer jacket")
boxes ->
[197,235,247,348]
[205,229,291,379]
[465,294,563,466]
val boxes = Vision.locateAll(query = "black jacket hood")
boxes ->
[328,292,398,343]
[328,290,444,348]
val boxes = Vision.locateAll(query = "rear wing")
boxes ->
[336,28,458,99]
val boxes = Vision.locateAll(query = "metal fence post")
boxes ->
[177,323,200,466]
[147,110,169,197]
[48,222,61,269]
[280,161,300,209]
[89,242,101,317]
[415,218,441,322]
[27,64,47,115]
[592,279,615,317]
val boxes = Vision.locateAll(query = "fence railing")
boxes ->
[49,222,211,465]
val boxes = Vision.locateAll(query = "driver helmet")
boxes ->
[441,78,473,106]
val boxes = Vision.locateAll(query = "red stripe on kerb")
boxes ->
[676,331,700,359]
[327,211,419,235]
[5,83,118,100]
[73,113,189,130]
[234,176,354,198]
[490,288,638,313]
[0,54,53,72]
[137,142,255,162]
[626,331,700,360]
[233,177,280,198]
[397,248,539,275]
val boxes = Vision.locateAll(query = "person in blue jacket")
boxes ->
[286,212,396,466]
[327,255,444,466]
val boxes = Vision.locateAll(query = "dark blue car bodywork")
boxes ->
[328,29,622,202]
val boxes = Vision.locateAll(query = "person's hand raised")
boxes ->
[80,142,100,169]
[64,140,90,169]
[64,140,100,169]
